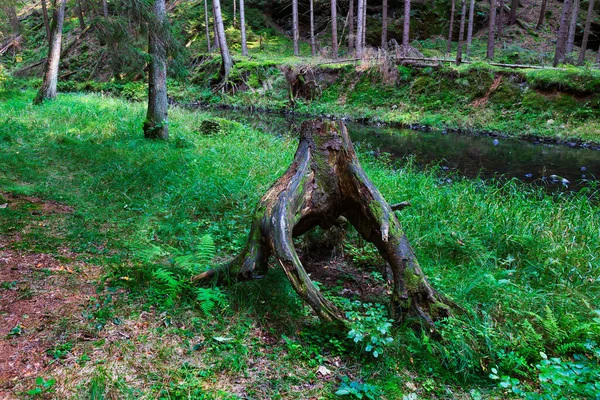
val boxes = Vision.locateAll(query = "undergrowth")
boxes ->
[0,90,599,398]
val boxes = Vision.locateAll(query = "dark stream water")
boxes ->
[207,109,600,192]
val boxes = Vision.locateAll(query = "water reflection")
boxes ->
[206,109,599,192]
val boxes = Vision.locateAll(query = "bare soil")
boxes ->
[0,195,100,398]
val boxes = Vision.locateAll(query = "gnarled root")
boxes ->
[194,120,452,329]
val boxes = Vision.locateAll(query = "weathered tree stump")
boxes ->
[194,120,451,328]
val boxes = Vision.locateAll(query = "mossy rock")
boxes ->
[200,120,221,135]
[489,81,521,107]
[522,90,550,111]
[411,76,435,94]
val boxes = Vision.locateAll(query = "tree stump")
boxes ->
[195,120,451,328]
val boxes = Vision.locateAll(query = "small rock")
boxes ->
[493,139,499,146]
[581,166,587,172]
[524,173,533,178]
[546,119,554,125]
[316,365,331,376]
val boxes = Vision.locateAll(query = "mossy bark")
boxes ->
[194,120,451,328]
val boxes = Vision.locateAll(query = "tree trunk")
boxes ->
[565,0,579,62]
[143,0,169,140]
[34,0,66,105]
[239,0,248,55]
[310,0,316,55]
[596,46,600,64]
[194,120,452,328]
[213,2,220,50]
[578,0,595,65]
[466,0,475,56]
[381,0,388,49]
[356,0,364,56]
[332,0,339,57]
[403,0,411,48]
[509,0,518,25]
[76,0,86,31]
[362,0,367,49]
[536,0,547,29]
[293,0,299,56]
[204,0,211,52]
[497,0,504,38]
[456,0,467,64]
[233,0,236,28]
[214,0,233,80]
[487,0,497,60]
[348,0,354,53]
[6,6,21,35]
[41,0,51,43]
[102,0,108,18]
[554,0,573,66]
[446,0,456,54]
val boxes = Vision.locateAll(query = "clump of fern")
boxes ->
[150,235,227,314]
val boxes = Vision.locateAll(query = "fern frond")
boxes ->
[195,234,216,269]
[152,268,182,296]
[542,306,563,344]
[196,287,227,315]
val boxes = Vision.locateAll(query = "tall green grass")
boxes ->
[0,90,598,398]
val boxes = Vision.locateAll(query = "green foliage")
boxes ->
[0,64,7,90]
[345,301,393,358]
[121,81,147,102]
[491,339,600,399]
[25,377,56,397]
[335,376,382,399]
[149,235,227,312]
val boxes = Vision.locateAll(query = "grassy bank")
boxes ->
[10,58,598,144]
[1,90,599,398]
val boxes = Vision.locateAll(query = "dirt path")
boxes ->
[0,195,101,397]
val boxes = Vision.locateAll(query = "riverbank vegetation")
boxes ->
[1,91,599,398]
[2,0,600,142]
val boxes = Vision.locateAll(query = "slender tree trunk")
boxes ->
[41,0,51,42]
[497,0,504,38]
[381,0,387,49]
[233,0,236,28]
[102,0,108,18]
[596,46,600,64]
[578,0,595,65]
[456,0,467,64]
[213,2,220,50]
[143,0,168,140]
[509,0,518,24]
[240,0,248,55]
[310,0,316,55]
[466,0,475,56]
[362,0,366,49]
[348,0,355,52]
[536,0,547,29]
[194,120,452,329]
[34,0,66,105]
[487,0,497,59]
[293,0,299,56]
[214,0,233,80]
[402,0,411,48]
[332,0,339,56]
[204,0,211,52]
[554,0,573,66]
[6,6,21,35]
[356,0,364,56]
[446,0,456,54]
[76,0,86,30]
[565,0,579,62]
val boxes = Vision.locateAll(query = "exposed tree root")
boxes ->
[194,120,452,329]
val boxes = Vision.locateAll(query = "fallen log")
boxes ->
[194,120,452,328]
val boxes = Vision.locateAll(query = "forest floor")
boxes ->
[0,90,599,399]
